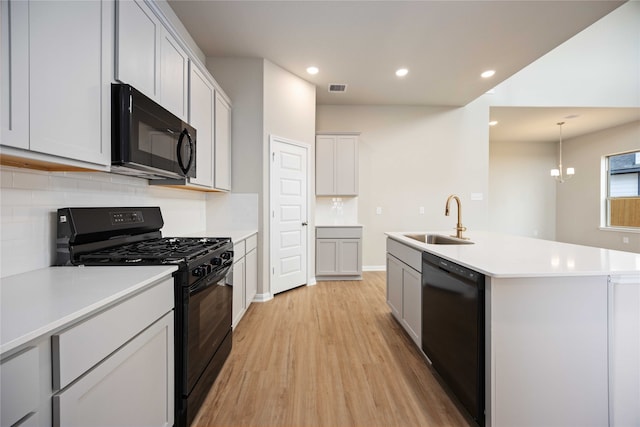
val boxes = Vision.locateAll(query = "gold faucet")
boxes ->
[445,195,468,239]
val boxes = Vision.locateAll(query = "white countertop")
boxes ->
[386,231,640,278]
[0,265,177,357]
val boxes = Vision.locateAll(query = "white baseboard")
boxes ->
[253,292,273,303]
[307,276,317,286]
[363,265,386,272]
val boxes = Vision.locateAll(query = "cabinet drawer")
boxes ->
[0,346,39,427]
[387,238,422,272]
[245,234,257,252]
[316,226,362,239]
[233,240,246,260]
[52,278,174,390]
[53,312,174,427]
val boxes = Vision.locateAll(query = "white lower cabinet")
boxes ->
[53,312,174,427]
[316,226,363,280]
[232,234,258,328]
[386,238,422,347]
[0,347,40,426]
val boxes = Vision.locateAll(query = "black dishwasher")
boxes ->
[421,251,485,427]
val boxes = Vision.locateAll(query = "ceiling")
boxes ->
[489,107,640,143]
[167,0,625,106]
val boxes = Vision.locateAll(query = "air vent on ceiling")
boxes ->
[328,84,347,93]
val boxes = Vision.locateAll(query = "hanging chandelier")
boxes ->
[550,121,575,183]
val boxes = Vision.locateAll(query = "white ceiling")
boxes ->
[168,0,624,106]
[489,107,640,143]
[167,1,637,141]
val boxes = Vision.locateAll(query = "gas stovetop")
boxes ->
[78,237,232,265]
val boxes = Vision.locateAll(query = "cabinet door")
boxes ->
[245,248,258,307]
[339,239,361,275]
[402,266,422,346]
[28,0,112,166]
[0,347,39,427]
[214,93,232,191]
[316,239,339,275]
[53,312,174,427]
[160,30,188,120]
[1,0,29,149]
[386,255,403,320]
[232,257,246,328]
[315,135,335,195]
[189,64,215,188]
[335,136,358,195]
[116,0,160,100]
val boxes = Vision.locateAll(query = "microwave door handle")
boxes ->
[177,129,194,176]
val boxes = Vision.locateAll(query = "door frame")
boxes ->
[268,135,312,295]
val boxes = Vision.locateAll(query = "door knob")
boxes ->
[302,222,308,226]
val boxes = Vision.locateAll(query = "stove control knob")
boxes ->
[210,258,222,266]
[221,251,233,260]
[204,263,213,275]
[193,267,206,277]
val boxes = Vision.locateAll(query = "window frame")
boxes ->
[601,150,640,232]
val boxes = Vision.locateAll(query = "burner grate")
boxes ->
[78,237,230,265]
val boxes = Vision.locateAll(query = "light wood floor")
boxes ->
[193,272,471,427]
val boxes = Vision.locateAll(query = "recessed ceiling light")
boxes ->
[481,70,496,78]
[489,120,498,126]
[395,68,409,77]
[306,66,319,75]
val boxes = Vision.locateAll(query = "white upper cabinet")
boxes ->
[160,30,189,120]
[214,93,232,191]
[116,0,188,120]
[315,133,359,196]
[1,0,112,169]
[115,0,160,100]
[188,63,215,188]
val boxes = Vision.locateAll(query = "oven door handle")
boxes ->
[188,271,227,296]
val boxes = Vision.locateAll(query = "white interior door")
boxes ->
[270,136,309,295]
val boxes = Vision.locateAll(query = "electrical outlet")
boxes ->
[622,236,629,244]
[376,207,382,215]
[419,206,425,214]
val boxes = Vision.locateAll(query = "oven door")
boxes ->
[112,84,196,178]
[184,271,232,395]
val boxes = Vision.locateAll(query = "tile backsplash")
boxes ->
[0,166,207,278]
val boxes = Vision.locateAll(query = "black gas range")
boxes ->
[56,207,233,427]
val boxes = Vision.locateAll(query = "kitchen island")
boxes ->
[386,231,640,427]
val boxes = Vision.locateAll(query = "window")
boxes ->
[606,150,640,228]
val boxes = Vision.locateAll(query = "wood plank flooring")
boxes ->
[192,272,471,427]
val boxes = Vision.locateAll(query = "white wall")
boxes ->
[317,97,490,268]
[556,120,640,252]
[486,1,640,250]
[0,167,206,278]
[489,139,557,240]
[205,58,316,296]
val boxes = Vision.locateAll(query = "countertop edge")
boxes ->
[0,265,178,357]
[385,231,640,278]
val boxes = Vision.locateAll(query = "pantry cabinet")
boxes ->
[316,226,363,280]
[1,0,112,170]
[316,133,359,196]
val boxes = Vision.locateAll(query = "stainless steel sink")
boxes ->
[404,233,474,245]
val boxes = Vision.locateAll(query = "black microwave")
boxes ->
[111,83,196,180]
